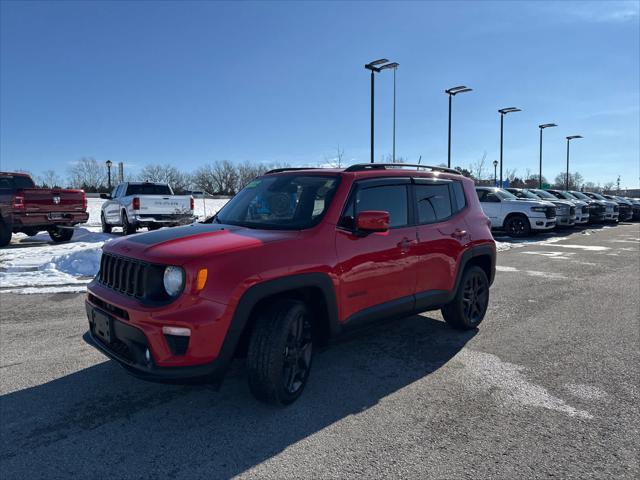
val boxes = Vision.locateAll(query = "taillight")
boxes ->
[132,197,140,210]
[12,195,25,209]
[82,191,87,210]
[190,196,194,211]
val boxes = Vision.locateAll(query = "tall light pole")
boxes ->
[565,135,583,190]
[538,123,557,189]
[498,107,521,187]
[365,58,398,163]
[105,160,113,191]
[493,160,498,186]
[445,85,473,168]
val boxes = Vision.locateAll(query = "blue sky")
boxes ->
[1,0,639,187]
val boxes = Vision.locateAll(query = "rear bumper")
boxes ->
[132,214,195,226]
[10,211,89,229]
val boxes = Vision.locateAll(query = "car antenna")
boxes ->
[418,155,422,164]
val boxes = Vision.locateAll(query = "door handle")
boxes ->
[397,237,417,252]
[451,229,467,239]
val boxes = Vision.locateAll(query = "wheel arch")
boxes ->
[227,273,340,359]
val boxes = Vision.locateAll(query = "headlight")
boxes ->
[163,266,185,297]
[531,206,547,212]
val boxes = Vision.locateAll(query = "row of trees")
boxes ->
[22,155,617,195]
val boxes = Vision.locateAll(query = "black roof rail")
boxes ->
[265,167,323,175]
[343,163,461,175]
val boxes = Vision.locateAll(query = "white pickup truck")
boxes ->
[475,187,557,237]
[100,182,195,235]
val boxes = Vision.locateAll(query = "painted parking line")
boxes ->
[496,265,567,279]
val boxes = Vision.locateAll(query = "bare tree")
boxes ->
[38,170,63,188]
[236,161,268,191]
[138,164,191,193]
[553,172,584,190]
[470,152,487,180]
[323,145,345,168]
[68,157,107,191]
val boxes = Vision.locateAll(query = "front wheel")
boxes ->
[504,214,531,238]
[442,266,490,330]
[49,227,74,243]
[246,300,313,405]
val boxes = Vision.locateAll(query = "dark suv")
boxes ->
[85,164,496,405]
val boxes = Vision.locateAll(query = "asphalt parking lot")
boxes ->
[1,223,638,479]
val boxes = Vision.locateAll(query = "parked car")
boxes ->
[602,195,634,222]
[563,190,607,223]
[545,189,590,225]
[100,182,196,235]
[580,192,620,222]
[0,171,88,247]
[525,188,577,227]
[86,163,496,405]
[476,186,556,237]
[624,198,640,220]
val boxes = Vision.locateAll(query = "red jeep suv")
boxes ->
[85,163,496,405]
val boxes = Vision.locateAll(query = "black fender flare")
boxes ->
[213,272,340,374]
[454,244,496,291]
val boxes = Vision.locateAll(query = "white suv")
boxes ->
[475,187,556,237]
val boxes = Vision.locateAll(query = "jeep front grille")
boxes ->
[99,253,147,298]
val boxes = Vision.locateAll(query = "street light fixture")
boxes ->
[105,160,113,190]
[538,123,557,189]
[498,107,521,187]
[565,135,583,190]
[493,160,499,186]
[445,85,473,168]
[365,58,398,163]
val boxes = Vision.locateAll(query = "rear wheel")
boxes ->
[101,213,112,233]
[246,300,313,405]
[0,221,12,247]
[121,211,136,236]
[442,266,490,330]
[49,227,74,243]
[504,214,531,238]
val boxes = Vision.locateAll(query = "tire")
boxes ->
[49,227,74,243]
[504,214,531,238]
[0,221,12,247]
[101,213,112,233]
[121,211,136,236]
[442,266,490,330]
[246,300,314,406]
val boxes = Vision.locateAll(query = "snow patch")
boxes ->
[565,383,608,401]
[456,349,592,419]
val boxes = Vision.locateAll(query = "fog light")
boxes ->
[162,326,191,337]
[144,348,152,364]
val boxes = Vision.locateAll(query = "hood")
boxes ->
[103,222,301,265]
[505,198,555,207]
[548,199,575,211]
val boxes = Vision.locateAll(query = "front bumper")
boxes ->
[575,213,589,224]
[530,216,556,230]
[85,281,235,384]
[555,213,576,227]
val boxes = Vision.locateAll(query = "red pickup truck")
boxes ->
[0,172,89,247]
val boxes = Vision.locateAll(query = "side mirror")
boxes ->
[100,193,112,200]
[356,210,390,233]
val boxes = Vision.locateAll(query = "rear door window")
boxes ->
[415,184,452,224]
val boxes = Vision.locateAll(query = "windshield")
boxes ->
[508,189,540,200]
[590,193,607,201]
[549,190,575,200]
[126,184,173,196]
[211,175,339,230]
[570,191,590,200]
[529,189,556,200]
[495,189,518,200]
